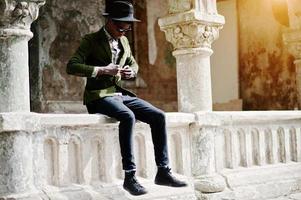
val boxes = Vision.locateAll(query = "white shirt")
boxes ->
[91,27,121,77]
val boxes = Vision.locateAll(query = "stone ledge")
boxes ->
[194,111,301,126]
[2,111,301,131]
[0,112,195,132]
[221,163,301,200]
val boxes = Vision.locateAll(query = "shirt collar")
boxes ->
[104,27,117,42]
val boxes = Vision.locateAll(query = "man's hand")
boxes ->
[97,63,120,76]
[120,65,135,79]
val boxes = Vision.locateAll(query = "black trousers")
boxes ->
[86,95,169,171]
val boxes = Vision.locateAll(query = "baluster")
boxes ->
[215,129,226,171]
[57,129,69,186]
[103,133,114,183]
[91,137,105,183]
[238,130,246,167]
[143,127,156,178]
[172,133,184,174]
[134,133,147,178]
[251,129,259,165]
[264,130,272,164]
[284,128,292,162]
[296,128,301,162]
[181,127,192,176]
[68,137,82,184]
[245,129,253,167]
[113,136,123,180]
[44,138,59,185]
[271,129,279,164]
[277,128,285,163]
[224,130,232,169]
[257,129,266,165]
[224,129,239,169]
[289,128,297,162]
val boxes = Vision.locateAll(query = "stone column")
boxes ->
[283,0,301,109]
[0,131,36,196]
[191,114,226,197]
[0,0,45,112]
[158,0,224,112]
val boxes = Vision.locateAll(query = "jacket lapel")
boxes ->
[97,28,112,62]
[118,37,127,66]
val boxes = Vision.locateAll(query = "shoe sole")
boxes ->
[154,181,187,187]
[123,186,148,196]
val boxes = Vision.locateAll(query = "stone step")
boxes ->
[268,193,301,200]
[1,175,197,200]
[107,175,197,200]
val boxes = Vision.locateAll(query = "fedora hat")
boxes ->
[103,1,140,22]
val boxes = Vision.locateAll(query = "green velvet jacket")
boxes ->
[66,27,138,105]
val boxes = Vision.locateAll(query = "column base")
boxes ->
[194,174,226,193]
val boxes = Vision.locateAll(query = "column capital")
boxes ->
[159,10,224,50]
[160,20,223,50]
[0,0,45,38]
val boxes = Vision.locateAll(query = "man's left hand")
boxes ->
[120,65,135,79]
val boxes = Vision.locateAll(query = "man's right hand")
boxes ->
[96,63,120,76]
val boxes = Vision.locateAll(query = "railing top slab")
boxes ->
[1,111,301,132]
[195,111,301,126]
[0,112,195,132]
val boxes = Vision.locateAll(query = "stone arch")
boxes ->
[44,137,59,185]
[134,133,147,178]
[91,136,106,182]
[68,135,83,183]
[170,132,184,174]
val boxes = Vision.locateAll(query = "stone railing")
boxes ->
[1,111,301,200]
[0,112,196,200]
[193,111,301,200]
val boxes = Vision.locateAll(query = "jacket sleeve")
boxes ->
[124,38,139,76]
[66,35,95,77]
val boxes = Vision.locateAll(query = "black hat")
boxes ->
[103,1,140,22]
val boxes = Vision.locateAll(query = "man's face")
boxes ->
[108,20,132,39]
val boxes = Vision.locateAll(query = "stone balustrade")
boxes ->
[0,112,196,200]
[194,111,301,200]
[1,111,301,200]
[195,111,301,170]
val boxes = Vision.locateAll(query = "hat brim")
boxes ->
[103,13,140,22]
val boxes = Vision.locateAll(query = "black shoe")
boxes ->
[123,171,148,196]
[154,167,187,187]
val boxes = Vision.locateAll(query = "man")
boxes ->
[67,1,187,196]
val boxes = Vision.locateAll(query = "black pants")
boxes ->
[86,95,169,171]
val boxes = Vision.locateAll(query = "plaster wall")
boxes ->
[135,0,177,111]
[238,0,298,110]
[211,0,239,104]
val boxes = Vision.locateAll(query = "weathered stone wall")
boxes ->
[30,0,177,112]
[238,0,298,110]
[134,0,177,111]
[30,0,106,112]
